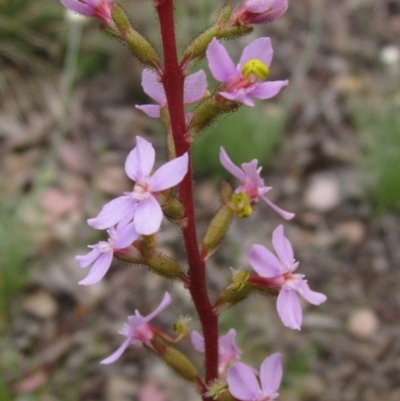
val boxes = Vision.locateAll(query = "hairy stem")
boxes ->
[155,0,219,394]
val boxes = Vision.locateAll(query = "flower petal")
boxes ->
[60,0,92,16]
[115,222,140,249]
[87,196,136,230]
[150,153,188,192]
[260,353,282,395]
[125,136,156,182]
[135,104,161,118]
[277,288,302,330]
[190,331,205,353]
[134,196,163,235]
[249,80,288,99]
[206,38,237,83]
[143,292,172,323]
[241,160,265,188]
[244,0,275,13]
[260,194,295,220]
[79,251,113,285]
[141,69,166,105]
[219,147,246,182]
[100,337,132,365]
[251,0,288,24]
[247,244,282,277]
[75,248,101,268]
[219,329,242,363]
[219,90,255,107]
[227,362,260,400]
[296,280,327,305]
[184,70,208,104]
[239,37,273,68]
[272,225,294,267]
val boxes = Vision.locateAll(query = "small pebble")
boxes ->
[347,309,379,339]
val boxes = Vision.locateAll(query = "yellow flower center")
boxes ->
[241,59,270,80]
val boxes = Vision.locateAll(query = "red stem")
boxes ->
[155,0,219,395]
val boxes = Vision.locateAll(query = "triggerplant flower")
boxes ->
[136,69,208,118]
[220,147,294,220]
[60,0,114,25]
[76,220,139,285]
[88,136,188,235]
[234,0,288,25]
[206,37,288,107]
[191,329,242,374]
[101,292,171,364]
[247,225,327,330]
[227,353,282,401]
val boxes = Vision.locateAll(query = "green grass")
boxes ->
[351,99,400,214]
[192,105,286,178]
[0,198,33,329]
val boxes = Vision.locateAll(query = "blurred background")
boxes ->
[1,0,400,400]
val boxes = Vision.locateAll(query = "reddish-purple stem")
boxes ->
[155,0,219,396]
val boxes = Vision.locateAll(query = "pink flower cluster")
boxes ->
[76,136,188,285]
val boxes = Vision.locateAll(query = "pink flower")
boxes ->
[247,225,327,330]
[234,0,288,25]
[88,136,188,235]
[76,220,139,285]
[191,329,242,374]
[60,0,114,25]
[136,69,208,118]
[227,353,282,401]
[206,37,288,107]
[220,147,294,220]
[101,292,172,364]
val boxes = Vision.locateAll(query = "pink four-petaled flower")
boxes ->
[206,37,288,107]
[247,225,327,330]
[234,0,288,25]
[191,329,242,374]
[76,220,139,285]
[227,353,282,401]
[220,147,294,220]
[136,69,208,119]
[88,136,188,235]
[60,0,114,25]
[101,292,172,364]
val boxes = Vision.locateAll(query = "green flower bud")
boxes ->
[111,3,160,68]
[189,93,239,138]
[150,336,200,383]
[213,4,234,25]
[162,197,185,224]
[142,249,186,282]
[215,270,253,311]
[202,206,234,259]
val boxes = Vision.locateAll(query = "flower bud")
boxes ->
[162,197,185,224]
[213,4,234,25]
[215,270,253,311]
[150,336,201,383]
[189,93,239,138]
[182,4,252,65]
[111,3,160,68]
[233,0,288,25]
[141,248,186,282]
[202,206,234,259]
